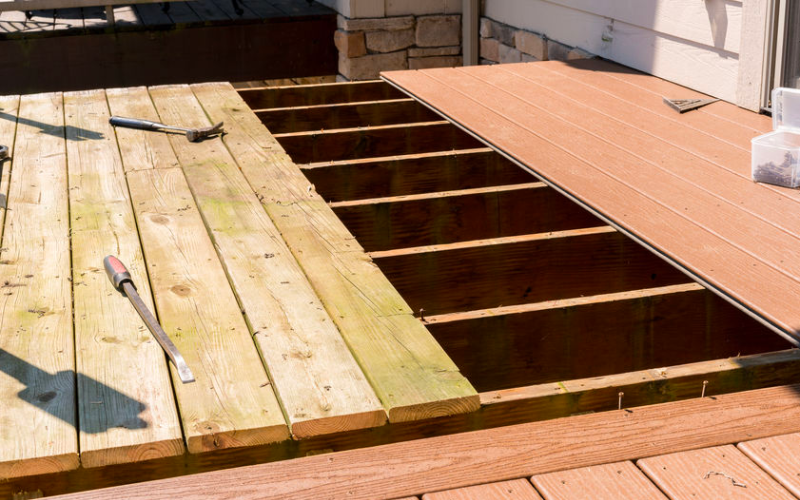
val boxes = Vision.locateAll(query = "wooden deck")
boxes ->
[0,83,478,496]
[0,0,336,94]
[383,59,800,345]
[45,383,800,499]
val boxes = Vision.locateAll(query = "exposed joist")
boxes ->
[332,182,602,252]
[238,80,405,110]
[255,98,441,134]
[371,227,690,316]
[426,283,790,392]
[301,148,532,203]
[275,121,484,164]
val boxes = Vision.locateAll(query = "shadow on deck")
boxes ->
[0,0,337,94]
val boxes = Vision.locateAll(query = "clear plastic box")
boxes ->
[752,87,800,188]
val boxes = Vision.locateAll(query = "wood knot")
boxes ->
[37,391,57,403]
[150,214,169,225]
[171,284,192,297]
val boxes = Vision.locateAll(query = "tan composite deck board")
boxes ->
[107,86,288,453]
[64,89,183,467]
[382,61,800,339]
[531,461,666,500]
[422,479,542,499]
[0,92,78,478]
[638,444,795,499]
[47,384,800,500]
[738,433,800,497]
[189,82,478,422]
[150,84,386,438]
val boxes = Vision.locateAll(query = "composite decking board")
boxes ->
[153,84,386,438]
[422,479,543,500]
[638,445,795,499]
[332,182,603,252]
[531,461,667,500]
[108,86,289,453]
[47,384,800,500]
[738,433,800,497]
[0,92,78,479]
[190,82,479,423]
[64,90,183,467]
[372,227,690,317]
[382,62,800,340]
[300,148,532,203]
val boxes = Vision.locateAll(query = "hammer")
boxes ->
[0,145,8,161]
[109,116,224,142]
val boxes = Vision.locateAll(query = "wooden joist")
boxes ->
[46,384,800,500]
[107,86,289,453]
[301,148,532,203]
[275,121,484,164]
[331,182,602,252]
[190,82,478,422]
[238,80,405,109]
[0,92,77,478]
[151,84,387,438]
[64,90,183,467]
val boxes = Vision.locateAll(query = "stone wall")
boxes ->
[478,17,595,65]
[335,14,462,80]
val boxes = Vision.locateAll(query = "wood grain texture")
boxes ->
[301,148,532,203]
[738,433,800,497]
[532,461,666,499]
[381,61,800,341]
[189,82,478,422]
[0,92,78,479]
[423,479,542,499]
[154,84,386,438]
[47,384,800,500]
[638,445,795,499]
[332,182,602,252]
[64,89,183,467]
[239,80,405,109]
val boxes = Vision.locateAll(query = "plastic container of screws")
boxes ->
[752,88,800,188]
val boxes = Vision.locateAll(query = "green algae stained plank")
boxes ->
[106,86,288,453]
[193,82,478,422]
[149,84,386,438]
[64,89,183,467]
[0,92,78,479]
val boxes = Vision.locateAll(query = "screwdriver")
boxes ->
[103,255,195,383]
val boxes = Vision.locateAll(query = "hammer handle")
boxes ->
[110,116,169,132]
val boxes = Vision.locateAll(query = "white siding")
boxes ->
[318,0,461,18]
[484,0,744,104]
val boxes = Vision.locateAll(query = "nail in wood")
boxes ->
[618,391,624,410]
[702,380,708,398]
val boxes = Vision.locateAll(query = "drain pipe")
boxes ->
[463,0,479,65]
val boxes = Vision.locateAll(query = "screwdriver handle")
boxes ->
[103,255,134,291]
[109,116,167,132]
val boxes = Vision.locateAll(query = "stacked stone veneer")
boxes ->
[335,14,463,80]
[479,17,595,65]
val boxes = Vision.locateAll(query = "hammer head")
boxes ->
[186,121,224,142]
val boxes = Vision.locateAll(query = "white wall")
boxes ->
[484,0,744,104]
[318,0,461,18]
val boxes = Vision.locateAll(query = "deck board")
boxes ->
[738,433,800,497]
[189,82,479,423]
[153,84,386,438]
[64,89,184,468]
[382,60,800,342]
[422,479,542,499]
[0,92,78,478]
[531,461,666,499]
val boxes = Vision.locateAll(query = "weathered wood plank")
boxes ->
[301,148,532,203]
[531,461,666,499]
[64,89,183,467]
[422,479,542,499]
[638,445,795,499]
[331,182,602,252]
[190,82,478,423]
[255,98,441,134]
[0,93,18,230]
[107,86,288,453]
[238,80,405,109]
[46,384,800,500]
[738,433,800,497]
[153,84,386,438]
[426,284,790,392]
[276,121,484,164]
[371,227,689,316]
[0,92,78,479]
